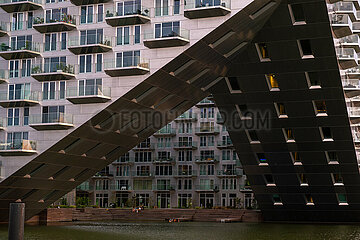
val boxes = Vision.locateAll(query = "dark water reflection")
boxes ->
[1,221,360,240]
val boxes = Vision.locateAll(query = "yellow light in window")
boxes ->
[268,74,279,88]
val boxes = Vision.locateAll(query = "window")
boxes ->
[275,103,287,118]
[155,165,172,176]
[10,35,32,50]
[299,174,308,186]
[42,82,56,100]
[272,194,282,205]
[11,12,24,31]
[320,127,333,141]
[155,21,179,38]
[9,60,19,78]
[7,131,28,149]
[199,164,214,175]
[178,194,192,208]
[222,150,231,161]
[226,77,241,93]
[135,151,152,162]
[264,174,275,186]
[200,150,215,161]
[23,108,29,126]
[45,33,57,51]
[115,179,129,190]
[289,4,306,25]
[246,130,260,143]
[291,152,302,165]
[174,0,180,14]
[134,25,141,44]
[257,153,268,165]
[78,79,102,96]
[337,194,348,205]
[283,128,295,142]
[155,0,169,16]
[42,106,64,123]
[80,29,103,45]
[298,39,313,58]
[178,150,192,162]
[117,26,130,45]
[306,72,321,89]
[332,173,344,186]
[326,152,339,164]
[136,166,151,176]
[236,104,251,120]
[116,166,129,176]
[305,194,314,205]
[61,32,67,50]
[98,4,104,22]
[43,57,66,73]
[95,193,108,208]
[116,0,141,16]
[79,55,92,73]
[21,59,31,77]
[81,5,94,24]
[177,165,192,176]
[45,8,67,23]
[313,100,327,116]
[96,54,102,72]
[7,108,20,126]
[256,43,270,61]
[115,51,140,68]
[8,83,30,100]
[221,178,236,190]
[266,74,279,90]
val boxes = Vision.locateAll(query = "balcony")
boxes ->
[93,171,113,178]
[0,0,42,13]
[349,108,360,124]
[0,22,8,37]
[131,171,154,178]
[0,118,6,131]
[339,35,360,52]
[217,169,243,177]
[332,2,357,21]
[0,90,40,108]
[174,170,197,178]
[195,155,219,163]
[111,185,132,191]
[104,58,150,77]
[152,157,175,164]
[196,98,215,107]
[0,140,37,156]
[0,70,8,84]
[216,113,224,124]
[70,0,110,6]
[184,0,231,19]
[105,6,150,27]
[195,126,220,135]
[153,128,176,137]
[173,141,198,150]
[175,112,197,121]
[67,86,111,104]
[345,67,360,79]
[68,35,112,55]
[29,113,74,131]
[216,140,233,149]
[143,28,190,49]
[31,63,75,81]
[0,42,41,60]
[342,78,360,97]
[76,182,93,192]
[112,157,134,165]
[195,184,219,192]
[133,142,155,150]
[336,47,358,69]
[33,14,76,33]
[157,142,172,148]
[330,14,352,38]
[152,185,175,191]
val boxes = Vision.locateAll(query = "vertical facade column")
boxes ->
[8,203,25,240]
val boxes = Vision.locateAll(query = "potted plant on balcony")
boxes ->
[106,10,113,17]
[31,66,40,74]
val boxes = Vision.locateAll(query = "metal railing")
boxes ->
[0,90,41,102]
[0,139,37,151]
[104,57,149,70]
[29,113,73,125]
[195,126,220,134]
[144,28,190,40]
[66,86,111,98]
[184,0,231,9]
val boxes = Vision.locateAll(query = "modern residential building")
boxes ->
[76,100,253,209]
[0,0,359,223]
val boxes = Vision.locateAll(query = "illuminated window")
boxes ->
[299,174,308,186]
[266,74,279,90]
[332,173,344,186]
[257,153,268,165]
[314,100,327,116]
[256,43,270,61]
[284,128,295,142]
[305,194,314,205]
[291,152,302,165]
[337,194,348,205]
[275,103,287,118]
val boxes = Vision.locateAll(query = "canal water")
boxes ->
[1,221,360,240]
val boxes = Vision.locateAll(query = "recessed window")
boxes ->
[272,194,283,205]
[256,43,270,61]
[236,104,251,120]
[320,127,333,142]
[283,128,295,142]
[266,74,279,91]
[298,39,314,59]
[265,174,276,186]
[337,194,348,205]
[313,100,327,116]
[299,173,308,186]
[332,173,344,186]
[305,194,314,205]
[326,152,339,164]
[275,103,287,118]
[306,72,321,89]
[246,130,260,144]
[289,4,306,25]
[226,77,242,93]
[291,152,302,165]
[257,153,268,166]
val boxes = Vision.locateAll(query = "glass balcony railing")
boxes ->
[336,47,357,59]
[66,85,111,98]
[155,128,176,135]
[33,13,76,25]
[195,155,219,162]
[153,184,175,191]
[0,41,41,52]
[330,14,352,27]
[144,28,190,40]
[131,171,154,177]
[111,184,132,191]
[217,140,233,147]
[332,2,356,12]
[196,184,219,191]
[105,5,150,18]
[342,78,360,88]
[76,182,93,191]
[113,157,135,164]
[29,113,73,125]
[134,142,155,149]
[184,0,230,9]
[217,169,243,176]
[0,22,9,32]
[173,141,198,148]
[174,170,197,177]
[339,34,360,45]
[104,57,149,69]
[68,35,112,47]
[176,112,197,120]
[31,63,75,75]
[0,139,36,151]
[0,90,40,102]
[152,157,175,163]
[0,0,43,4]
[195,126,220,134]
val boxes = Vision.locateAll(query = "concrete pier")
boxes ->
[8,203,25,240]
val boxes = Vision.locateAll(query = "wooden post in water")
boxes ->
[8,203,25,240]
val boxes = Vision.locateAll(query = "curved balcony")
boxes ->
[143,28,190,49]
[184,0,231,19]
[105,6,150,27]
[104,58,149,77]
[0,41,41,60]
[0,0,42,13]
[0,90,40,108]
[330,14,353,38]
[0,140,37,156]
[31,63,75,81]
[29,113,74,131]
[66,86,111,104]
[68,35,112,55]
[33,14,76,33]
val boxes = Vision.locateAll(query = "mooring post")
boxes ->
[8,203,25,240]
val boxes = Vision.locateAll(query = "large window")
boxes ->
[45,33,57,51]
[178,194,192,208]
[7,131,28,149]
[117,26,130,45]
[44,57,66,73]
[11,12,33,31]
[155,21,179,38]
[8,83,30,100]
[45,8,67,23]
[81,5,103,24]
[116,51,140,68]
[117,0,142,16]
[42,105,64,123]
[133,180,152,190]
[178,150,192,161]
[10,35,32,50]
[155,165,172,176]
[78,79,102,96]
[7,108,20,126]
[80,29,103,45]
[155,0,169,16]
[9,60,19,78]
[135,151,152,162]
